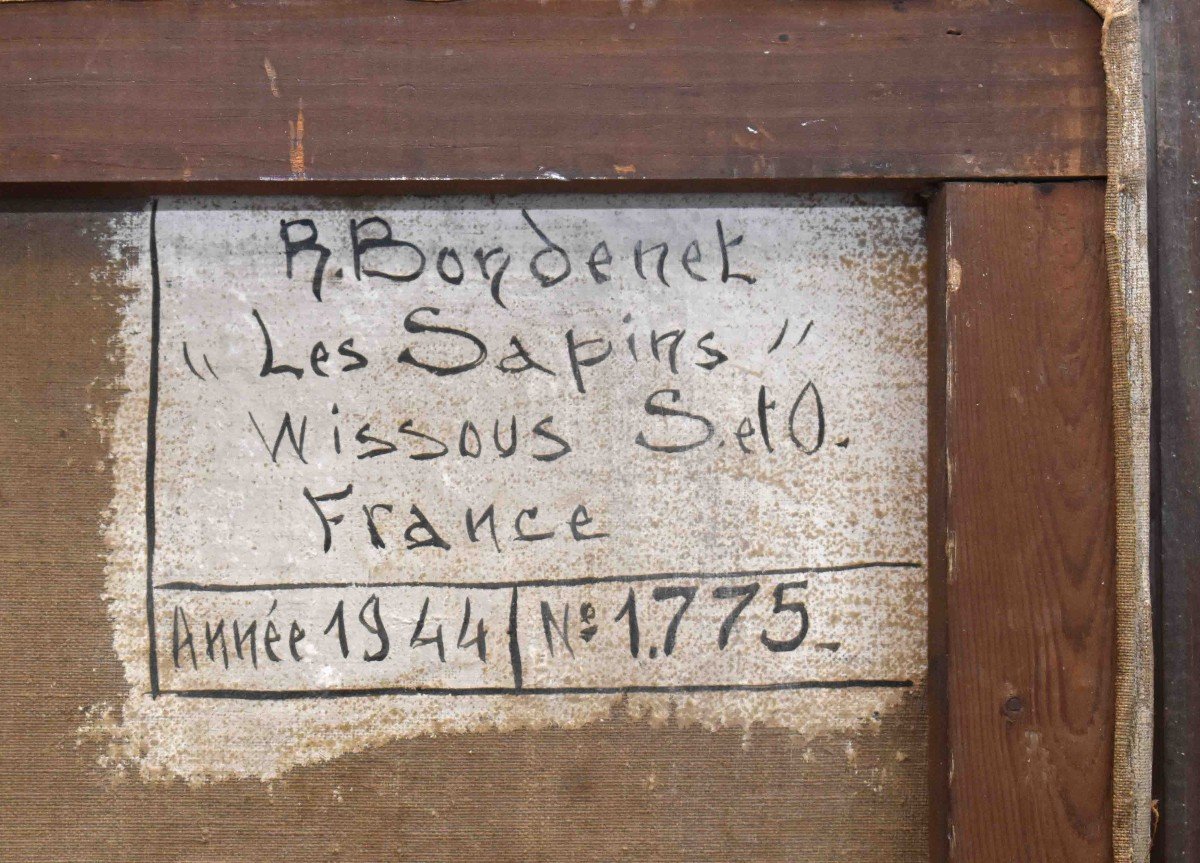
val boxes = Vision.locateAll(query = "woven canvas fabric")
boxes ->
[1080,1,1152,863]
[1082,1,1153,861]
[0,0,1154,858]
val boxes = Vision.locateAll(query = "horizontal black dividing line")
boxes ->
[154,560,923,595]
[158,678,915,701]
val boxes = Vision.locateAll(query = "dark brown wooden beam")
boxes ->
[0,0,1104,185]
[934,182,1115,862]
[1146,0,1200,857]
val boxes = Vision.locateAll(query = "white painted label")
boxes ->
[102,195,927,778]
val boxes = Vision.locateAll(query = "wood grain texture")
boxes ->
[927,187,951,863]
[0,202,928,862]
[1146,0,1200,857]
[936,182,1115,861]
[0,0,1104,185]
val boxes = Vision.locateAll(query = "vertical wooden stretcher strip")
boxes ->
[933,181,1115,863]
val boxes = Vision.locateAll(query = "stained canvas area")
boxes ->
[99,194,928,780]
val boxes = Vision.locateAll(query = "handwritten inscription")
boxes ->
[142,196,927,701]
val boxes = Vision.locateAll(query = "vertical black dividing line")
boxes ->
[508,586,523,690]
[145,199,162,698]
